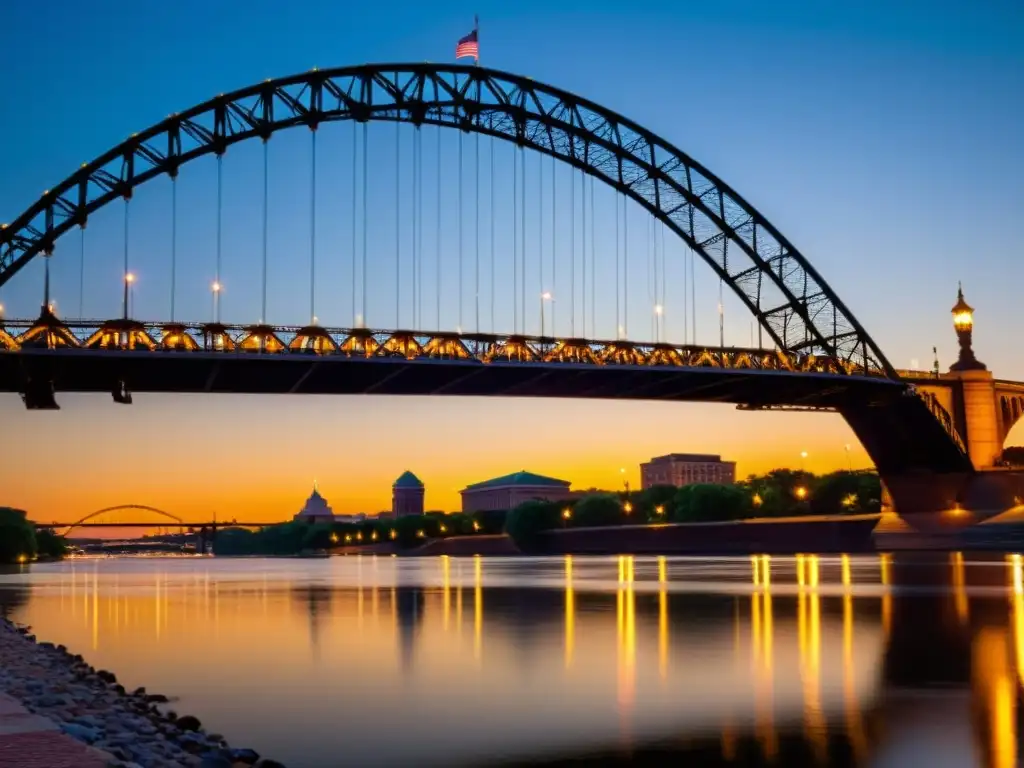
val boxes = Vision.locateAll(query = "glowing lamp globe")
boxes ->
[951,285,973,332]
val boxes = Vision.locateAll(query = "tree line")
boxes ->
[0,508,68,565]
[213,470,881,556]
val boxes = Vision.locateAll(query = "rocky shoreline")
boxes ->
[0,617,283,768]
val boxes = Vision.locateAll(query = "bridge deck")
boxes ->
[2,348,902,406]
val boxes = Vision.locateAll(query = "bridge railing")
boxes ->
[913,389,968,455]
[0,317,890,377]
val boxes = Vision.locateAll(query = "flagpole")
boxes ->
[474,15,480,66]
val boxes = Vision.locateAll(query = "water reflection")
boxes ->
[1,553,1023,766]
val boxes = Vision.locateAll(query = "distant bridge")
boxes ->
[35,505,280,536]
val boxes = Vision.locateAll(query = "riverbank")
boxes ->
[327,515,882,557]
[0,617,282,768]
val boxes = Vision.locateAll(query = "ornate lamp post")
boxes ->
[950,284,986,371]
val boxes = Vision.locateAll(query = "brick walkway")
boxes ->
[0,693,109,768]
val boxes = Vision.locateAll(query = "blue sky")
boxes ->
[1,0,1023,517]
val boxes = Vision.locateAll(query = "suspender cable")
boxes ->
[618,193,626,337]
[458,129,464,331]
[538,150,543,334]
[215,155,223,323]
[474,131,480,333]
[122,199,130,320]
[351,124,357,326]
[652,214,659,341]
[569,159,575,337]
[417,128,424,329]
[590,174,596,339]
[719,279,725,348]
[310,129,317,324]
[395,121,401,329]
[436,125,441,331]
[79,225,86,319]
[512,143,518,334]
[520,146,526,332]
[660,223,667,342]
[361,122,368,327]
[490,136,495,333]
[581,168,587,338]
[614,193,620,337]
[412,127,418,329]
[690,247,696,344]
[261,141,268,323]
[682,241,689,345]
[551,154,556,337]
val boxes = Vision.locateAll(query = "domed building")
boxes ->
[392,471,425,518]
[293,482,336,524]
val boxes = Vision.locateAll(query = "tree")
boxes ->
[472,508,508,534]
[35,530,68,560]
[637,485,678,522]
[0,508,37,564]
[572,493,626,527]
[810,471,882,515]
[504,500,563,552]
[1004,447,1024,466]
[672,484,752,523]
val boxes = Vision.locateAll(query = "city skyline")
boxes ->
[1,0,1022,522]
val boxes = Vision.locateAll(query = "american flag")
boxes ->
[455,27,479,61]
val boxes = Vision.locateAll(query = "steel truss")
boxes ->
[0,316,869,375]
[0,63,895,378]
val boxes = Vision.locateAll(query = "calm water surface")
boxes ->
[0,553,1020,767]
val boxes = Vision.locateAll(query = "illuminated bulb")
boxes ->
[355,313,364,328]
[623,501,633,514]
[562,508,572,520]
[125,272,135,284]
[439,524,447,533]
[654,304,663,316]
[655,505,664,515]
[312,315,319,325]
[541,291,552,300]
[800,451,808,459]
[0,303,5,316]
[752,493,763,507]
[795,486,808,500]
[456,325,463,334]
[212,281,221,293]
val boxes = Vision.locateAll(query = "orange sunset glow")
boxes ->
[4,393,876,524]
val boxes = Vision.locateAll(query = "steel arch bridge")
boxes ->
[52,504,185,537]
[0,62,889,374]
[0,62,975,487]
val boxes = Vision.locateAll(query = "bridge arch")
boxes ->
[1002,394,1024,446]
[59,504,185,536]
[0,63,895,377]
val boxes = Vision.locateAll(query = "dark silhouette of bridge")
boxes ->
[1,62,1020,520]
[38,505,279,538]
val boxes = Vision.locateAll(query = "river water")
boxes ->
[0,553,1019,767]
